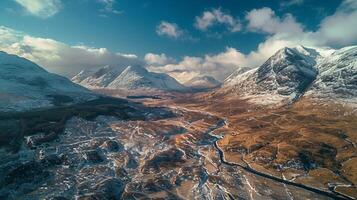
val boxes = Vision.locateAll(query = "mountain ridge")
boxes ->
[218,45,356,105]
[73,65,187,92]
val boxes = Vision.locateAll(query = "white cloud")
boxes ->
[246,0,357,47]
[195,8,241,33]
[0,26,142,77]
[156,21,184,39]
[97,0,121,15]
[14,0,62,18]
[148,48,244,83]
[246,7,304,36]
[312,0,357,46]
[144,53,175,65]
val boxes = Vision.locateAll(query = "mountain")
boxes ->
[73,65,187,92]
[221,46,320,101]
[307,45,357,101]
[0,51,94,112]
[70,68,97,84]
[223,65,254,83]
[72,65,125,88]
[184,75,221,90]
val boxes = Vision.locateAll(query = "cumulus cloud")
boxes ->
[313,0,357,46]
[246,7,304,36]
[14,0,62,18]
[0,26,142,77]
[156,21,184,39]
[148,48,244,83]
[144,53,175,65]
[194,8,241,33]
[246,0,357,48]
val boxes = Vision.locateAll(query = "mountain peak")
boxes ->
[221,45,319,101]
[121,65,149,75]
[73,65,187,92]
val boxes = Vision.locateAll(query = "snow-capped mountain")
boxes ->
[308,45,357,100]
[72,65,126,88]
[108,65,187,91]
[222,46,319,100]
[73,65,187,92]
[218,45,357,105]
[71,68,97,84]
[0,51,94,112]
[223,66,254,84]
[184,75,221,90]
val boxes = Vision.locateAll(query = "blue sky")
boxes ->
[0,0,342,57]
[0,0,356,82]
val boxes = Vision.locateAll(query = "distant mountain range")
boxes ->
[0,51,95,112]
[1,45,355,112]
[72,65,187,92]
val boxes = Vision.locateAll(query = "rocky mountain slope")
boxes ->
[73,65,187,92]
[307,45,357,101]
[0,51,95,112]
[219,45,356,105]
[72,65,125,88]
[222,46,320,101]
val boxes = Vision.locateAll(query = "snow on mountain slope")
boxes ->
[221,46,319,102]
[307,45,357,101]
[107,65,187,91]
[71,68,97,83]
[184,75,221,90]
[223,66,254,84]
[73,65,187,92]
[73,65,126,88]
[0,51,95,112]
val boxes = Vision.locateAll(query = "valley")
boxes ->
[137,92,357,199]
[0,45,356,199]
[2,93,355,199]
